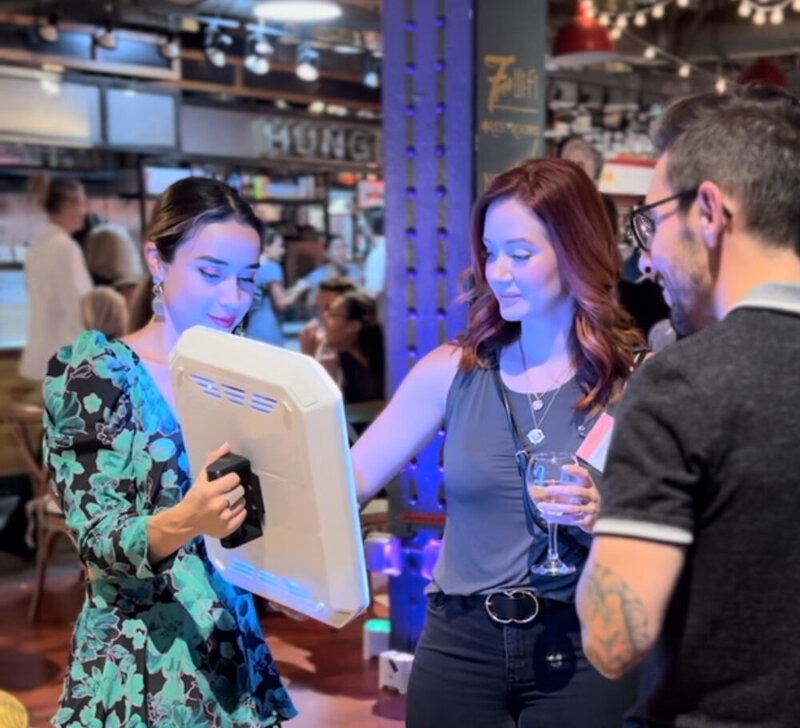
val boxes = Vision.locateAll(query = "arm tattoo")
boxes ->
[582,562,651,676]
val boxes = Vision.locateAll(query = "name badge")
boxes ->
[576,412,615,473]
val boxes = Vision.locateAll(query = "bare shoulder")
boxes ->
[416,343,462,383]
[397,342,463,406]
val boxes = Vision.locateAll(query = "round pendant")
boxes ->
[531,397,544,412]
[527,428,545,445]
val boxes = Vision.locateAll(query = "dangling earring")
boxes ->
[152,280,165,320]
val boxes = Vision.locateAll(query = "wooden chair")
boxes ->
[0,401,77,621]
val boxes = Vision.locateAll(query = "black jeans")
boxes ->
[406,593,639,728]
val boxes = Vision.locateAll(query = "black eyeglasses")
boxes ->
[628,188,733,253]
[627,188,699,253]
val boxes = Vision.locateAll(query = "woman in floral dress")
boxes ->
[44,177,297,727]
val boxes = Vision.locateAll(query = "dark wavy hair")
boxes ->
[338,291,385,399]
[128,177,263,332]
[457,157,643,412]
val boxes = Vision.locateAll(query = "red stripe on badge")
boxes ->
[576,412,615,470]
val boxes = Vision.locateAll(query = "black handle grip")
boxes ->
[206,452,265,549]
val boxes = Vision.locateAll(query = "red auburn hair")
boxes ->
[457,157,643,412]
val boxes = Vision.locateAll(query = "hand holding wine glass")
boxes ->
[526,451,596,576]
[529,460,600,533]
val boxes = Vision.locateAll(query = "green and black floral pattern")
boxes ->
[44,331,297,727]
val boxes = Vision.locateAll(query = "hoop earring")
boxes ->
[152,281,165,320]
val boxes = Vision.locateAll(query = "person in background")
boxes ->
[602,193,671,341]
[246,229,305,346]
[44,176,297,727]
[352,158,642,728]
[321,290,385,405]
[80,286,128,340]
[112,275,146,312]
[83,223,144,289]
[361,207,386,299]
[297,234,363,301]
[576,85,800,727]
[297,276,358,361]
[20,176,92,383]
[73,210,106,250]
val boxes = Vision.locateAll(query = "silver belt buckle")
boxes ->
[484,589,540,625]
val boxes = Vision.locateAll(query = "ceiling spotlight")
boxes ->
[245,34,273,75]
[205,24,233,68]
[296,40,320,82]
[94,23,117,51]
[362,53,380,89]
[254,36,273,55]
[254,1,342,22]
[159,33,181,60]
[36,13,59,43]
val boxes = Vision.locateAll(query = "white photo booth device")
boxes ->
[169,326,369,628]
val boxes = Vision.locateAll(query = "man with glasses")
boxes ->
[576,85,800,727]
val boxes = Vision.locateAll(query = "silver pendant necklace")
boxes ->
[518,339,572,447]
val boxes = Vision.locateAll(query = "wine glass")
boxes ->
[526,451,579,576]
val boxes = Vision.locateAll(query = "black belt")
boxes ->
[432,590,570,625]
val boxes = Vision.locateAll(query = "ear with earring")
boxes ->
[152,279,165,320]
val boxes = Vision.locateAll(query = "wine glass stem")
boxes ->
[547,522,560,564]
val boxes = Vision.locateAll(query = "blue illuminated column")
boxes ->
[381,0,547,652]
[382,0,473,652]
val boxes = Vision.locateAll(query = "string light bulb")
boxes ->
[644,45,657,60]
[652,4,665,18]
[793,0,800,12]
[615,14,628,28]
[738,1,751,17]
[676,0,690,7]
[609,27,622,40]
[770,7,784,23]
[753,8,766,24]
[715,78,727,94]
[634,12,647,26]
[678,63,691,78]
[598,12,609,26]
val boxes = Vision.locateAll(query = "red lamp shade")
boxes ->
[552,1,616,68]
[737,57,789,89]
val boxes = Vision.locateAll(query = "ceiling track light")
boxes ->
[204,23,233,68]
[245,32,273,75]
[36,12,59,44]
[362,53,380,89]
[94,22,117,51]
[296,40,320,82]
[159,33,181,60]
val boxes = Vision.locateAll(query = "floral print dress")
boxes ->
[43,331,297,728]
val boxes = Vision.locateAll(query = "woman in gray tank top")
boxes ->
[353,158,644,727]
